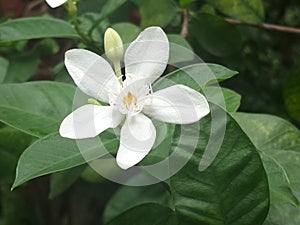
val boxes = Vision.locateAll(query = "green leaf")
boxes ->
[234,113,300,224]
[103,184,172,224]
[191,13,242,57]
[168,34,194,64]
[0,81,75,137]
[103,106,269,225]
[0,57,9,83]
[112,22,141,44]
[12,131,119,189]
[0,17,79,43]
[107,203,177,225]
[170,106,269,225]
[206,0,265,23]
[49,165,87,199]
[204,86,241,113]
[154,63,238,91]
[4,51,40,83]
[140,0,178,28]
[260,153,298,206]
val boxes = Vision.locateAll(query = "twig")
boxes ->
[180,9,189,38]
[226,18,300,35]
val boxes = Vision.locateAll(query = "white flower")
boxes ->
[59,27,210,170]
[45,0,67,8]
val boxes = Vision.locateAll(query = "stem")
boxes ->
[181,9,189,38]
[226,18,300,35]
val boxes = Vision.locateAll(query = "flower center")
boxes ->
[123,92,137,109]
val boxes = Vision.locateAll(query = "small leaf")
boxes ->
[49,165,87,199]
[0,17,79,43]
[12,131,119,189]
[204,86,241,113]
[191,13,242,57]
[154,63,238,91]
[206,0,265,23]
[112,23,141,44]
[168,34,194,64]
[0,81,75,137]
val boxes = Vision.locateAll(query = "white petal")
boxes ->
[124,27,169,84]
[65,49,120,103]
[116,114,156,170]
[142,85,210,124]
[45,0,67,8]
[59,105,123,139]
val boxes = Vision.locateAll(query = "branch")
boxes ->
[226,18,300,35]
[181,9,189,38]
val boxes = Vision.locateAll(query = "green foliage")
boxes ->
[12,131,119,189]
[0,82,76,137]
[0,17,79,43]
[0,0,298,224]
[234,113,300,225]
[102,106,269,225]
[191,13,242,57]
[140,0,178,28]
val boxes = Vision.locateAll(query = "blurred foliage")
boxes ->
[0,0,299,224]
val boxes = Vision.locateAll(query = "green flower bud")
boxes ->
[104,28,124,64]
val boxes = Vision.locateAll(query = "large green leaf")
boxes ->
[206,0,265,23]
[191,13,242,57]
[0,81,75,137]
[103,106,269,225]
[0,17,79,43]
[170,106,269,225]
[154,63,238,91]
[140,0,178,28]
[12,131,119,189]
[234,113,300,225]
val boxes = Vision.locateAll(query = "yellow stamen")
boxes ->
[123,92,137,108]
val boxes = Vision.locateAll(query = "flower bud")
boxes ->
[104,28,124,64]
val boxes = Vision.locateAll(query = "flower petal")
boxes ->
[124,27,169,84]
[45,0,67,8]
[65,49,120,103]
[142,85,210,124]
[59,105,123,139]
[116,113,156,170]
